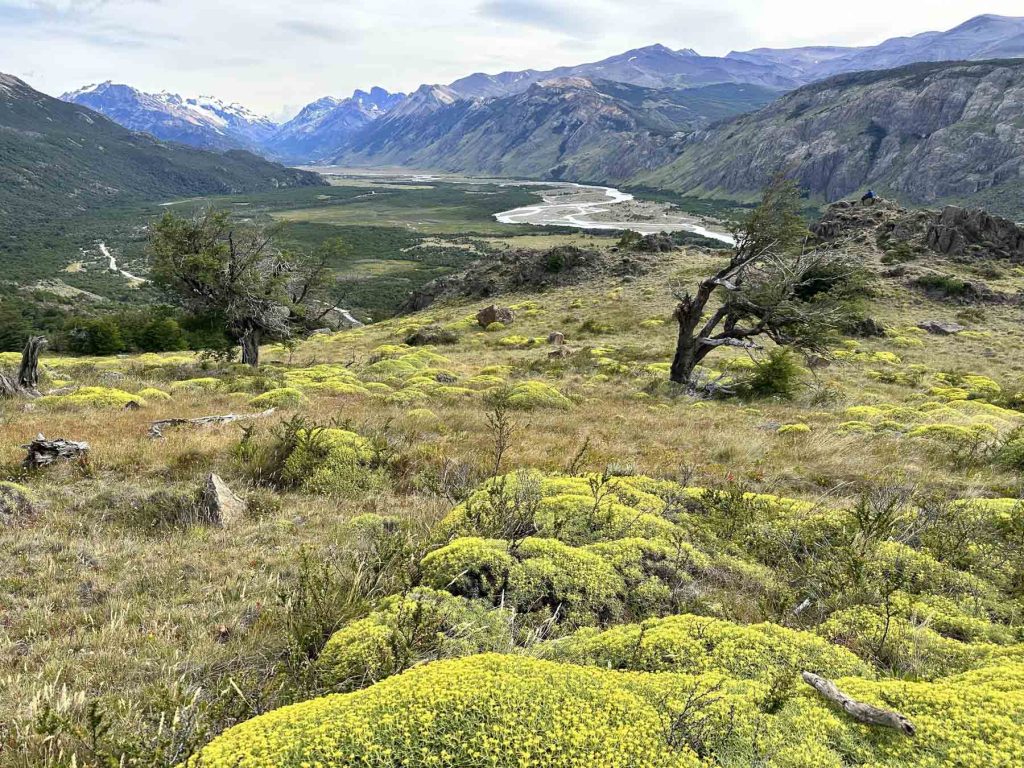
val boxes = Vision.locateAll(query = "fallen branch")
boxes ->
[148,408,276,439]
[801,672,915,736]
[23,435,90,470]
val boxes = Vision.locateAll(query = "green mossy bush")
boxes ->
[317,588,514,690]
[249,387,308,409]
[281,428,386,497]
[36,386,144,409]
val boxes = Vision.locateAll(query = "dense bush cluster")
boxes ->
[191,469,1024,766]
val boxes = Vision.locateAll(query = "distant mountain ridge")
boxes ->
[329,78,776,182]
[727,14,1024,80]
[61,81,277,152]
[635,59,1024,218]
[59,14,1024,167]
[1,73,323,228]
[263,86,406,163]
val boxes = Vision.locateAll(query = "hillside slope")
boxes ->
[332,78,775,183]
[0,73,324,227]
[637,60,1024,216]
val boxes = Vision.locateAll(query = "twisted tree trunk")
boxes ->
[240,326,261,368]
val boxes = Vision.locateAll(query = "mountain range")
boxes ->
[36,13,1024,217]
[0,74,323,229]
[638,59,1024,215]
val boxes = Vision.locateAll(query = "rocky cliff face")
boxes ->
[638,60,1024,218]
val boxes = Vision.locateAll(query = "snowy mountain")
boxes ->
[263,86,406,163]
[60,82,276,151]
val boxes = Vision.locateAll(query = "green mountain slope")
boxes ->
[0,73,323,229]
[636,60,1024,218]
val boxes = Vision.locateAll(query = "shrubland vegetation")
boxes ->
[2,181,1024,767]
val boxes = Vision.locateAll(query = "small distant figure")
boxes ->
[861,189,877,204]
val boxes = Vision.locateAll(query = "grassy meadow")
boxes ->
[2,230,1024,766]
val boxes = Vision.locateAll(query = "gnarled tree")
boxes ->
[149,209,328,367]
[670,178,868,386]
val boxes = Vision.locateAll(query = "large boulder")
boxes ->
[476,305,515,328]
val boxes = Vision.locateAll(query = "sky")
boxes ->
[1,0,1022,119]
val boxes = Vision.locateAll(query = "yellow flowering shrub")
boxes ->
[170,377,223,392]
[189,654,1024,768]
[137,387,172,401]
[506,381,572,410]
[540,613,871,682]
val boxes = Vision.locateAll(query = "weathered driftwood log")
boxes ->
[23,434,90,469]
[18,336,46,392]
[801,672,916,736]
[148,408,276,439]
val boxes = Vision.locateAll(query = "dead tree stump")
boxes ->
[23,435,90,470]
[17,336,46,392]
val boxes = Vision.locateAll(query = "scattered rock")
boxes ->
[548,331,565,345]
[201,473,246,527]
[852,317,887,338]
[476,305,516,328]
[435,372,457,384]
[548,347,573,359]
[918,320,965,335]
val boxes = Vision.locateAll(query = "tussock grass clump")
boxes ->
[0,481,36,524]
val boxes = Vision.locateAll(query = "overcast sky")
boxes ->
[1,1,1021,118]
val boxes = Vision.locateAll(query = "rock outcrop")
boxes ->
[926,206,1024,262]
[814,198,1024,264]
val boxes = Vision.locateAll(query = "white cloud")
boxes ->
[1,0,1021,114]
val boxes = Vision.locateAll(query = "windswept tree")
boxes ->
[670,177,868,386]
[149,209,329,367]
